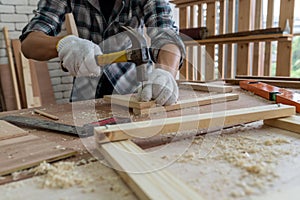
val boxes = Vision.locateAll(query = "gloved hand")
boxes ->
[137,68,178,106]
[56,35,102,76]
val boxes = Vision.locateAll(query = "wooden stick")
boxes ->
[98,140,203,199]
[95,104,295,143]
[179,82,233,93]
[34,109,59,120]
[133,93,239,115]
[65,13,79,36]
[264,115,300,134]
[2,27,21,110]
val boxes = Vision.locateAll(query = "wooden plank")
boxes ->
[20,53,41,108]
[218,0,226,79]
[179,7,188,79]
[0,134,77,176]
[133,93,239,115]
[197,3,203,80]
[226,0,236,79]
[205,2,216,81]
[0,64,18,111]
[252,0,263,75]
[264,0,274,76]
[184,34,292,46]
[276,0,295,76]
[0,120,28,141]
[2,27,21,110]
[11,39,27,108]
[236,0,253,76]
[65,13,79,37]
[224,78,300,89]
[264,115,300,134]
[95,104,295,143]
[187,5,195,81]
[98,140,203,199]
[104,94,155,110]
[179,82,233,93]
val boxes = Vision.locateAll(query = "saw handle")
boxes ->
[96,50,127,65]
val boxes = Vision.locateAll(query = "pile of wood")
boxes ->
[1,27,55,111]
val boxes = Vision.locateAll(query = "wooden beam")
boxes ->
[264,115,300,134]
[179,82,233,93]
[95,104,295,143]
[226,0,236,79]
[98,140,203,199]
[133,93,239,115]
[264,0,274,76]
[103,95,155,110]
[2,27,21,110]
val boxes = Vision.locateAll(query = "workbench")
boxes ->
[0,84,300,200]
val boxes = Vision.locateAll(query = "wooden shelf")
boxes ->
[184,34,293,46]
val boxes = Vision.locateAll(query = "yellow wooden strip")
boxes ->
[95,104,295,143]
[179,82,233,93]
[98,140,203,200]
[264,115,300,134]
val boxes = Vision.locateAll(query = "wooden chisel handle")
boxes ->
[96,50,128,65]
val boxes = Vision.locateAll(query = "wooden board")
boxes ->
[95,104,295,143]
[98,140,203,199]
[133,93,239,115]
[179,82,233,93]
[0,134,77,176]
[0,120,28,140]
[264,115,300,134]
[104,94,155,110]
[0,64,18,111]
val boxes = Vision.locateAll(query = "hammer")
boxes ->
[95,26,149,85]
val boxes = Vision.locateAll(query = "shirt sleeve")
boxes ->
[19,0,68,41]
[143,0,185,66]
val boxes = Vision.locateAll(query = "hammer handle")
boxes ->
[96,50,128,65]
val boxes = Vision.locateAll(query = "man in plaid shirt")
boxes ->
[20,0,185,105]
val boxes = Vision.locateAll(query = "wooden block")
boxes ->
[0,134,77,176]
[98,140,203,200]
[133,93,239,115]
[0,120,28,140]
[104,94,155,110]
[95,104,295,143]
[179,82,233,93]
[264,115,300,134]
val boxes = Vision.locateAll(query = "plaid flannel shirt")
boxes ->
[20,0,185,101]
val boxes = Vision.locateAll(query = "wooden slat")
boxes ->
[226,0,236,79]
[0,120,28,141]
[179,82,233,93]
[179,7,188,79]
[133,93,239,115]
[0,134,77,176]
[252,0,263,76]
[187,5,195,81]
[264,0,274,76]
[95,104,295,143]
[276,0,295,76]
[264,115,300,134]
[225,78,300,89]
[98,140,203,199]
[184,34,292,46]
[236,0,253,76]
[2,27,21,110]
[0,64,17,111]
[20,53,41,108]
[65,13,79,37]
[197,3,203,81]
[205,2,216,81]
[218,0,226,79]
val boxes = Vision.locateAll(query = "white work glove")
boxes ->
[137,68,178,106]
[56,35,102,76]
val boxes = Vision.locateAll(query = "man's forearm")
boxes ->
[157,44,181,77]
[21,31,63,61]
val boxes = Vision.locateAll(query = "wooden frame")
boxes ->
[95,104,295,143]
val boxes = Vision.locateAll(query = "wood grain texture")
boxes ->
[98,140,203,199]
[95,104,295,143]
[264,115,300,134]
[0,134,77,176]
[0,120,28,140]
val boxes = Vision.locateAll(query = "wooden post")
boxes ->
[205,2,217,81]
[264,0,274,76]
[188,5,195,81]
[179,7,188,79]
[252,0,263,76]
[276,0,295,76]
[236,0,253,76]
[218,0,226,79]
[197,3,203,81]
[226,0,236,78]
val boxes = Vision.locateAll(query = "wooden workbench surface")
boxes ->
[0,85,299,199]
